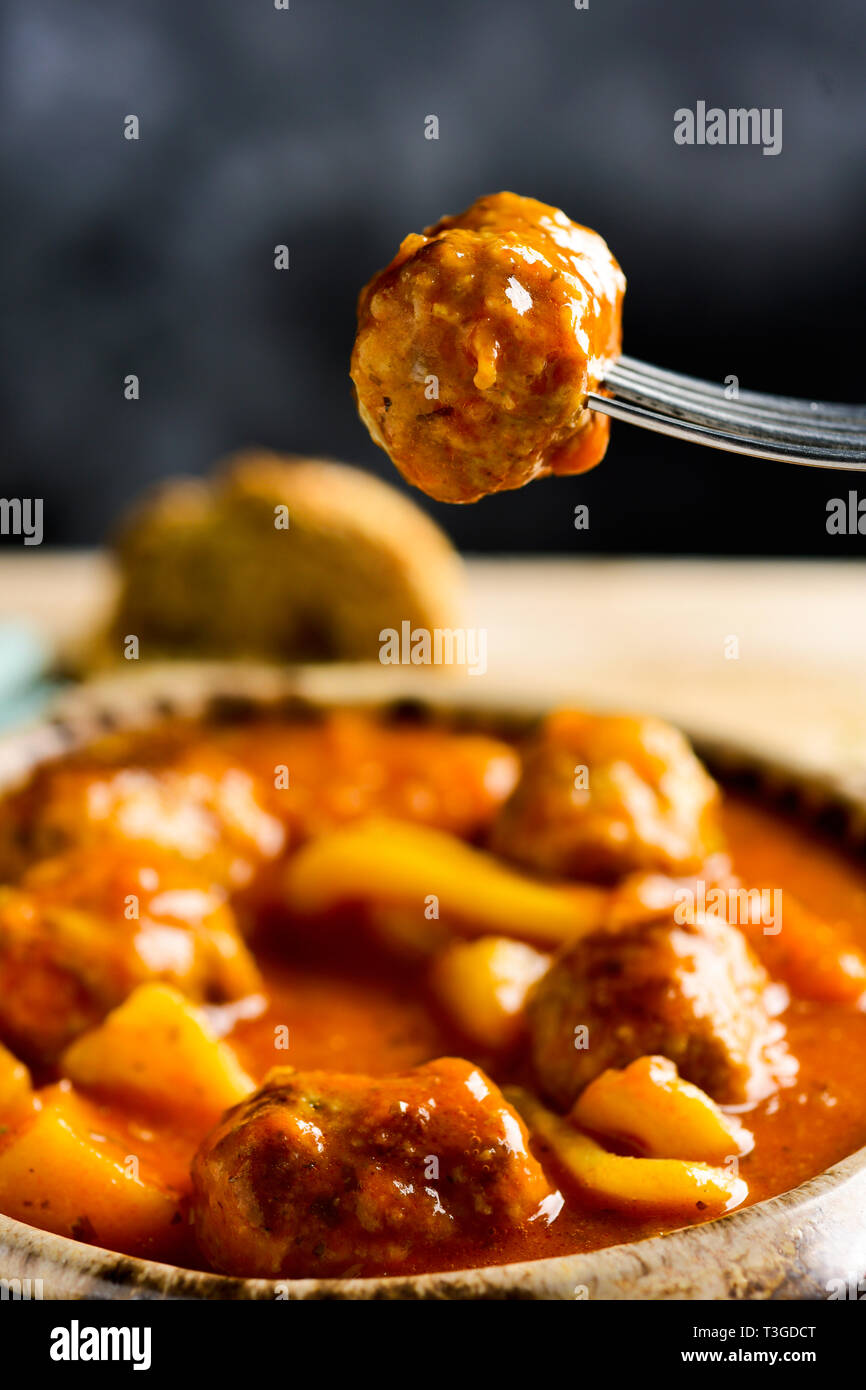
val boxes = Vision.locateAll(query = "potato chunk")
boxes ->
[282,817,608,951]
[61,984,255,1127]
[430,937,551,1051]
[490,710,722,883]
[0,1083,187,1260]
[572,1056,752,1164]
[509,1087,747,1219]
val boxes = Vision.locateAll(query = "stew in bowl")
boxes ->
[1,686,866,1289]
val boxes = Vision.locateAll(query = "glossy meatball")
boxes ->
[0,846,261,1064]
[528,911,793,1110]
[191,1057,559,1278]
[222,712,519,842]
[0,735,285,890]
[490,710,722,883]
[351,192,625,503]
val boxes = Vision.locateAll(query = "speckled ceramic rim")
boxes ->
[2,662,865,1301]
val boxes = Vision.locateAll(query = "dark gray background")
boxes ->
[1,0,864,552]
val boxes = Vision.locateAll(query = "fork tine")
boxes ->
[611,356,866,426]
[603,362,866,447]
[608,361,865,436]
[586,390,866,469]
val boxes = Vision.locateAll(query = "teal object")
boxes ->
[0,623,55,732]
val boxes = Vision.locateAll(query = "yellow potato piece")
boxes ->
[0,1083,186,1260]
[60,983,254,1127]
[283,817,608,949]
[508,1087,748,1219]
[0,1041,35,1129]
[572,1056,753,1164]
[430,936,552,1050]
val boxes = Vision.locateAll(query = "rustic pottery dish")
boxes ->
[1,664,865,1301]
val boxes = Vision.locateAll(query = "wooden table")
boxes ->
[0,552,864,785]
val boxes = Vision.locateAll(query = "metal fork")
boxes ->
[587,355,866,469]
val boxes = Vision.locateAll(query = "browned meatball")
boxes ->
[0,735,285,890]
[0,846,261,1064]
[191,1057,559,1278]
[351,192,624,503]
[528,911,793,1109]
[222,711,519,843]
[490,710,723,883]
[0,715,517,888]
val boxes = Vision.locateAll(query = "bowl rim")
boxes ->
[2,661,866,1300]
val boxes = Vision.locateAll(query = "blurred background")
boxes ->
[0,0,864,553]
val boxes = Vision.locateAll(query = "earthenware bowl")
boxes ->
[1,663,865,1300]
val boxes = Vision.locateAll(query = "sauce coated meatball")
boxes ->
[351,192,625,503]
[0,846,260,1064]
[191,1057,559,1278]
[222,712,519,842]
[0,716,515,888]
[490,710,723,883]
[0,737,285,890]
[528,910,794,1111]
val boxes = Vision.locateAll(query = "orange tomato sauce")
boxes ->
[226,798,866,1272]
[16,793,866,1277]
